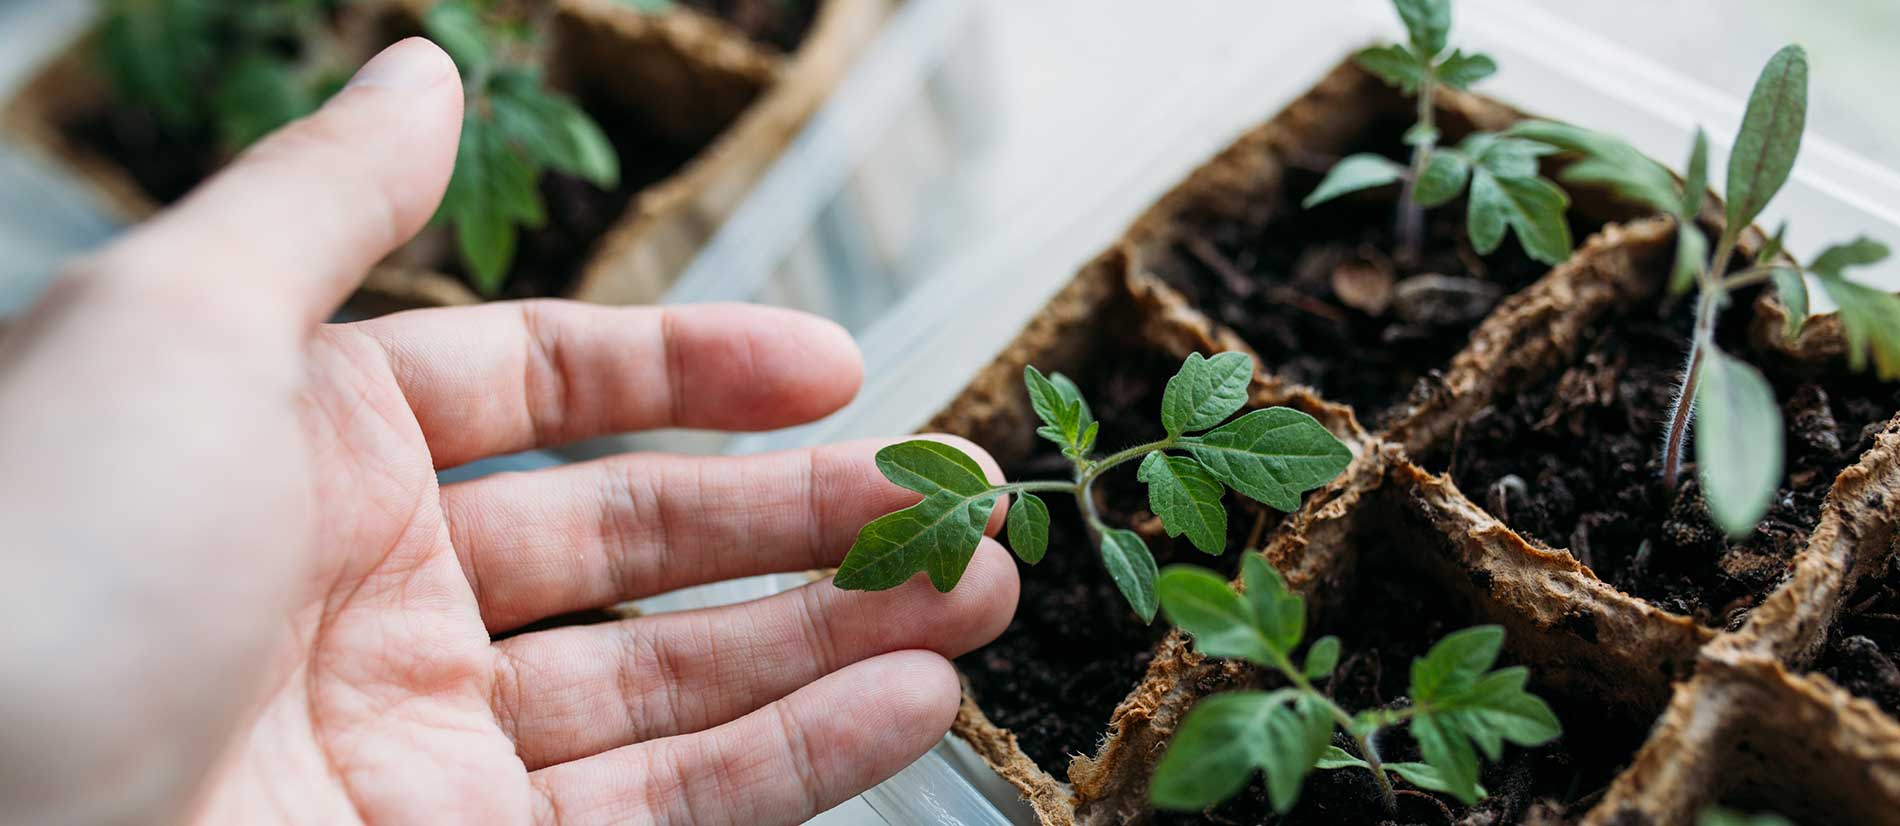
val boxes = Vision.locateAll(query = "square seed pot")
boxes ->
[0,0,888,312]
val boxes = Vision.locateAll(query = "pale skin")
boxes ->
[0,39,1018,826]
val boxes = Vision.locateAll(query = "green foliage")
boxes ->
[1725,45,1808,234]
[1694,348,1783,537]
[835,354,1352,621]
[1811,238,1900,378]
[1699,808,1797,826]
[1151,556,1559,813]
[1312,0,1573,265]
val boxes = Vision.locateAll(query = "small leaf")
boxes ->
[1317,746,1369,770]
[1392,0,1451,58]
[1304,635,1342,678]
[1258,697,1331,812]
[1006,494,1049,565]
[1304,154,1407,208]
[1771,266,1809,340]
[1158,565,1276,664]
[1385,761,1487,798]
[1681,127,1710,219]
[1242,554,1305,654]
[1696,348,1784,537]
[1150,690,1291,811]
[1180,408,1353,511]
[1024,365,1079,447]
[1816,270,1900,380]
[1435,49,1497,90]
[1464,134,1559,180]
[1726,45,1808,233]
[422,0,492,76]
[1404,121,1441,147]
[1466,169,1574,265]
[1506,121,1681,214]
[1139,453,1229,555]
[1412,713,1482,804]
[1671,222,1709,296]
[1410,625,1505,702]
[875,440,993,498]
[489,79,620,189]
[1414,150,1471,208]
[834,441,999,592]
[1355,44,1427,93]
[1101,528,1159,622]
[1808,236,1890,276]
[1161,352,1255,436]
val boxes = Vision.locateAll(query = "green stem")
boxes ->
[1718,264,1784,292]
[1395,73,1438,266]
[1274,653,1399,812]
[992,437,1177,537]
[1661,235,1737,491]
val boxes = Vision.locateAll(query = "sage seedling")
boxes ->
[1305,0,1574,267]
[1150,556,1561,813]
[833,353,1353,621]
[1514,45,1900,536]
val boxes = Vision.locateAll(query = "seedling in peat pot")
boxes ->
[1149,556,1561,814]
[1304,0,1574,267]
[832,353,1353,621]
[1514,45,1900,537]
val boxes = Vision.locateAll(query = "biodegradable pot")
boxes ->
[918,55,1900,826]
[0,0,888,313]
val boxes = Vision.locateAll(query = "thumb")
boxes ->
[85,38,464,329]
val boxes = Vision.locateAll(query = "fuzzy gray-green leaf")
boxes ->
[1100,528,1159,622]
[1725,45,1808,233]
[1696,348,1783,537]
[1006,493,1049,565]
[1180,408,1353,511]
[1466,169,1573,265]
[1506,121,1680,213]
[1139,453,1229,554]
[1815,264,1900,380]
[1157,564,1275,664]
[1305,154,1407,208]
[1681,127,1710,219]
[1162,352,1254,436]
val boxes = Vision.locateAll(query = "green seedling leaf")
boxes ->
[1024,365,1080,447]
[1410,625,1505,702]
[1005,493,1049,564]
[1100,527,1159,622]
[1242,553,1305,654]
[1386,761,1487,798]
[489,78,620,189]
[1699,809,1797,826]
[1771,266,1809,340]
[1435,49,1497,90]
[423,0,493,75]
[1161,352,1254,436]
[1812,240,1900,379]
[1671,222,1709,296]
[834,441,999,592]
[1180,408,1353,511]
[1809,235,1890,275]
[1392,0,1451,58]
[213,53,317,152]
[1507,121,1681,213]
[1682,127,1711,219]
[1317,746,1366,770]
[1356,44,1427,93]
[1304,635,1341,678]
[1696,348,1784,537]
[1414,150,1471,208]
[1466,168,1574,265]
[99,0,217,129]
[1404,121,1441,147]
[1158,564,1277,664]
[1150,690,1295,810]
[1259,695,1334,812]
[1726,44,1808,233]
[1139,453,1228,555]
[1304,154,1407,208]
[1463,133,1559,179]
[1411,712,1482,804]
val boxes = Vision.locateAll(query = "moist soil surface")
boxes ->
[1158,532,1645,826]
[957,343,1281,771]
[61,84,699,301]
[1427,291,1900,629]
[1818,553,1900,719]
[674,0,818,52]
[1150,115,1599,429]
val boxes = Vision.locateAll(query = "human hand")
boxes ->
[0,39,1018,826]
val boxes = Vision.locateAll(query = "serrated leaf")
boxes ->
[1242,554,1305,654]
[1726,45,1808,233]
[1410,625,1504,702]
[1305,635,1342,678]
[1671,222,1709,296]
[1139,453,1229,555]
[1158,565,1276,664]
[1465,169,1573,265]
[1006,494,1049,565]
[1180,408,1353,512]
[834,441,999,592]
[1304,154,1407,208]
[1386,761,1487,798]
[1392,0,1451,58]
[1696,348,1783,537]
[1024,365,1078,447]
[1150,690,1294,810]
[1809,236,1890,276]
[1317,746,1368,770]
[1162,352,1255,436]
[1504,121,1681,214]
[1101,528,1159,622]
[1816,270,1900,380]
[1415,150,1471,207]
[1436,49,1497,90]
[1682,127,1710,219]
[1412,713,1482,804]
[1356,44,1427,93]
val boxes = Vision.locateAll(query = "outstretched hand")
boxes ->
[0,39,1017,825]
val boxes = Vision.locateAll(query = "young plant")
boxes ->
[832,353,1353,621]
[1305,0,1574,268]
[1148,555,1561,814]
[1513,45,1900,536]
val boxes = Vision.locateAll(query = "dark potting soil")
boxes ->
[1430,290,1900,629]
[957,344,1283,772]
[62,107,224,206]
[1149,115,1600,429]
[1817,554,1900,719]
[673,0,818,53]
[1158,534,1643,826]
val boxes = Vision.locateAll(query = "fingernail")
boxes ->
[346,38,451,91]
